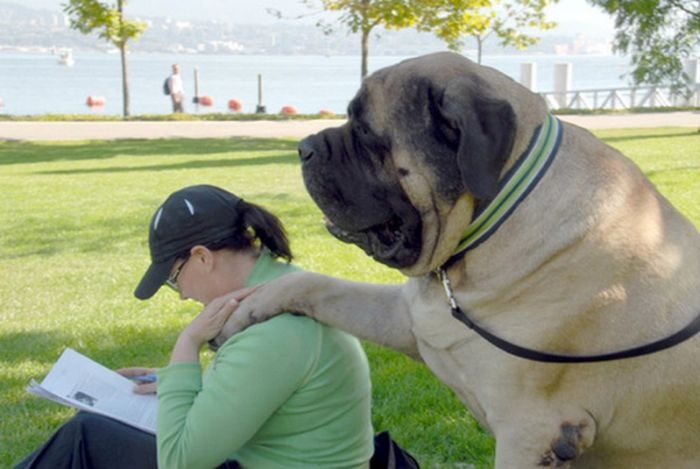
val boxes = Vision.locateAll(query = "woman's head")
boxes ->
[134,184,292,300]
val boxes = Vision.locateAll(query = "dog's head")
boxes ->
[299,52,547,275]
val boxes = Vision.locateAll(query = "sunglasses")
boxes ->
[165,256,190,292]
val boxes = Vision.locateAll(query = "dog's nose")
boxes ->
[298,137,315,163]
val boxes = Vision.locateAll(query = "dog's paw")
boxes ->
[207,305,264,350]
[538,422,593,467]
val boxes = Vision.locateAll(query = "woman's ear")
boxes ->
[190,245,214,273]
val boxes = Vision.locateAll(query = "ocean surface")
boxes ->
[0,52,635,116]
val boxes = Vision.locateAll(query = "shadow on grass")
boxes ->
[4,323,184,469]
[1,323,182,369]
[0,330,74,366]
[3,214,145,259]
[35,152,299,176]
[0,137,298,166]
[598,129,698,144]
[4,194,308,259]
[2,130,695,168]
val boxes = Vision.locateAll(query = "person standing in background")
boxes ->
[168,63,185,113]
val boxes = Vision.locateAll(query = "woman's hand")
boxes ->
[171,287,258,364]
[117,367,158,395]
[185,293,240,345]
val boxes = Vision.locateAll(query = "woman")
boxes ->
[17,184,374,469]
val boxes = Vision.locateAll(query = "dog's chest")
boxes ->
[409,292,523,425]
[410,301,494,424]
[409,295,469,349]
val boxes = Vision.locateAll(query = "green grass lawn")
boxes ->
[1,128,698,468]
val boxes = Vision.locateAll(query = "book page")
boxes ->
[28,348,157,434]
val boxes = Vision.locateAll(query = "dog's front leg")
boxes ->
[213,271,419,358]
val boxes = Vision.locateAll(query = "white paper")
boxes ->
[28,348,157,434]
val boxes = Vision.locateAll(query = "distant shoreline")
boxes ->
[0,49,621,59]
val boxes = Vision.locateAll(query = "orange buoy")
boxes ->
[228,99,242,112]
[86,96,106,107]
[198,95,214,106]
[280,105,298,116]
[318,108,335,117]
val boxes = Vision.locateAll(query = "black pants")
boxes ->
[16,412,417,469]
[15,412,156,469]
[15,412,240,469]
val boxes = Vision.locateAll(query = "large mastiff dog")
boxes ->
[217,52,700,467]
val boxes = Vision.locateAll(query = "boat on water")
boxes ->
[57,49,74,66]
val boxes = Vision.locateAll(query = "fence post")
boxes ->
[554,63,572,109]
[684,58,699,107]
[255,74,266,114]
[193,67,200,104]
[520,62,537,92]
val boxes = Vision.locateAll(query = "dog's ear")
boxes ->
[439,78,516,200]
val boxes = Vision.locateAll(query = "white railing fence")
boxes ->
[521,58,700,111]
[540,85,699,111]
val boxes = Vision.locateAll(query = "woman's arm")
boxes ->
[157,310,316,469]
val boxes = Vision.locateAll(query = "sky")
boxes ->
[17,0,616,38]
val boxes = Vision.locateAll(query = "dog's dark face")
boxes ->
[298,52,518,272]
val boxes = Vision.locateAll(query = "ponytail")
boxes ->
[238,200,293,262]
[203,199,293,262]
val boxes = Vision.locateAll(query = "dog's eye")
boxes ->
[442,123,458,141]
[351,121,390,160]
[354,122,371,137]
[353,123,379,147]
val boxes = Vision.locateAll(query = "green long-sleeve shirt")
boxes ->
[156,251,374,468]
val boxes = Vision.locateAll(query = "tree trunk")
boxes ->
[361,28,369,80]
[117,0,130,117]
[120,43,130,117]
[476,35,483,64]
[359,0,371,80]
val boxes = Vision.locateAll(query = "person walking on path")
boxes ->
[168,63,185,113]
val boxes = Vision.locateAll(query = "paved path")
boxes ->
[0,112,698,141]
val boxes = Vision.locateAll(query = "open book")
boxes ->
[28,348,157,434]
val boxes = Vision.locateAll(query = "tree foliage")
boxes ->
[63,0,145,47]
[293,0,556,76]
[63,0,146,116]
[419,0,558,64]
[298,0,422,78]
[587,0,700,89]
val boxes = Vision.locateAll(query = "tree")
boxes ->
[297,0,421,79]
[63,0,146,117]
[420,0,558,64]
[586,0,699,90]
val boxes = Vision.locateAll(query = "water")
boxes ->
[0,51,635,116]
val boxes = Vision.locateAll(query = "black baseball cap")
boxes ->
[134,185,242,300]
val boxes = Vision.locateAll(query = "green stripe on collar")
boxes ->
[450,114,563,260]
